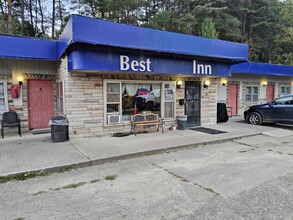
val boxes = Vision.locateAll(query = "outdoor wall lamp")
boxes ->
[222,79,227,86]
[262,81,268,87]
[176,80,183,89]
[17,76,24,86]
[203,80,210,89]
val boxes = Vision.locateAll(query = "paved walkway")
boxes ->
[0,117,291,177]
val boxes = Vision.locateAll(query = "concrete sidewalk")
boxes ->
[0,117,289,177]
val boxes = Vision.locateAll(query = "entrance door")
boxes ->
[185,81,201,127]
[28,80,54,129]
[227,84,238,115]
[266,84,274,102]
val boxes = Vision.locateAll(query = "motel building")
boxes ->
[218,62,293,116]
[0,15,292,139]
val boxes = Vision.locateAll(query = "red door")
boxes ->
[266,84,274,102]
[227,84,238,115]
[28,80,54,129]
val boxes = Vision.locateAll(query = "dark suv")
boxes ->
[244,94,293,125]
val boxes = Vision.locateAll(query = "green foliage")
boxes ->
[273,0,293,65]
[200,18,218,38]
[0,0,292,65]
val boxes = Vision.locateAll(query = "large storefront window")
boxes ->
[104,80,176,124]
[245,86,258,102]
[0,81,8,112]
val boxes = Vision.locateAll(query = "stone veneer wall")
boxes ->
[201,79,217,126]
[58,57,218,138]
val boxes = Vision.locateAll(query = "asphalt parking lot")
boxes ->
[1,130,293,220]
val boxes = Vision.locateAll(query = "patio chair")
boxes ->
[1,111,21,139]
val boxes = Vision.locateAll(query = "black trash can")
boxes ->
[177,115,187,130]
[50,116,69,142]
[217,103,229,123]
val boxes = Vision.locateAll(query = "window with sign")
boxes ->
[104,80,175,124]
[0,81,8,112]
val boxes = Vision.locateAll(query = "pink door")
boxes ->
[266,84,274,102]
[227,84,238,115]
[28,80,54,129]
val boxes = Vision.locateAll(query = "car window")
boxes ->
[273,96,293,105]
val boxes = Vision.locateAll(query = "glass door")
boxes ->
[185,81,201,127]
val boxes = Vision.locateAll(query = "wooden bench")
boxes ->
[131,113,164,136]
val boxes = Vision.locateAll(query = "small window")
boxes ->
[279,86,291,96]
[106,82,121,124]
[245,86,259,102]
[0,81,8,112]
[163,83,176,118]
[56,81,64,113]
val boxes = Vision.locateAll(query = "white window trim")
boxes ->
[0,80,8,113]
[103,79,176,125]
[244,85,259,103]
[162,81,177,119]
[56,80,65,114]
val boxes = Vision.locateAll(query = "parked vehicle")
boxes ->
[244,94,293,125]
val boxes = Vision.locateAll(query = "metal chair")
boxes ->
[1,111,21,139]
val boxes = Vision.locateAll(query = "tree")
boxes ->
[273,0,293,65]
[200,18,218,38]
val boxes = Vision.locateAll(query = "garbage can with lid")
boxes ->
[177,115,187,130]
[49,116,69,142]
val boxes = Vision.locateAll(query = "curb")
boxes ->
[0,133,262,180]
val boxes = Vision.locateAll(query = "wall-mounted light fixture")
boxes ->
[17,76,24,86]
[176,80,183,89]
[203,80,210,89]
[222,79,227,86]
[262,81,268,87]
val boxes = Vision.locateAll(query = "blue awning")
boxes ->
[232,62,293,76]
[58,15,249,62]
[0,35,57,60]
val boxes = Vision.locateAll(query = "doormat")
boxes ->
[32,128,51,135]
[188,127,227,135]
[112,132,131,137]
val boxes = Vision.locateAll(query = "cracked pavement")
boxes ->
[1,132,293,220]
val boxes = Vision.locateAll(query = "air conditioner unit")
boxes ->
[107,115,121,124]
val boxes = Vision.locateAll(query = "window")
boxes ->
[0,81,8,112]
[104,80,176,124]
[56,81,64,113]
[163,83,176,118]
[245,86,259,102]
[280,85,291,96]
[106,82,121,124]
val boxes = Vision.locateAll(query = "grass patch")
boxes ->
[49,187,61,191]
[105,174,118,181]
[33,190,46,196]
[0,168,74,184]
[203,187,215,193]
[14,218,25,220]
[62,182,86,189]
[90,179,100,183]
[238,150,247,153]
